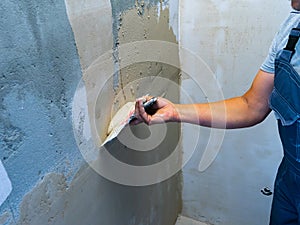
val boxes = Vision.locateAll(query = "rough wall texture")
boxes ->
[0,0,83,223]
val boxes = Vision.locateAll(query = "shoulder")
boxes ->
[275,11,300,50]
[261,11,300,74]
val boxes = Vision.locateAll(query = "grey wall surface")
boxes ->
[179,1,291,225]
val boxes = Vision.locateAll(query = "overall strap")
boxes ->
[284,21,300,53]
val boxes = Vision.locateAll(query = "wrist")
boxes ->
[172,104,181,122]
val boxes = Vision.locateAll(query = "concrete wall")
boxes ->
[1,0,292,225]
[179,1,291,225]
[0,0,182,224]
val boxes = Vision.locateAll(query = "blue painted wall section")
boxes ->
[0,0,83,221]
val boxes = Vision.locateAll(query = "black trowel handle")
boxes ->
[143,97,158,113]
[128,97,158,123]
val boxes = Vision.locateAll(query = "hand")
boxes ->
[130,96,178,125]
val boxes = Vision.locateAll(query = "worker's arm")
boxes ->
[132,69,274,129]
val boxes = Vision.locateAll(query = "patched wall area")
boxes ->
[68,0,182,224]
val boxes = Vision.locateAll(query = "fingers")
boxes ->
[134,97,151,125]
[130,95,169,126]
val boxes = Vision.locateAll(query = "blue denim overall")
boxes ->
[269,22,300,225]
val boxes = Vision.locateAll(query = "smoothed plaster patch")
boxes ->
[16,163,182,225]
[17,173,68,225]
[67,0,182,224]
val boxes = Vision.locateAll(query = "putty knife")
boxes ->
[102,97,157,146]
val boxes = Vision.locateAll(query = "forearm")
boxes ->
[172,70,274,129]
[174,96,270,129]
[133,71,273,127]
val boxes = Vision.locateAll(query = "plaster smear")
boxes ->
[113,4,180,113]
[94,3,183,186]
[67,1,182,224]
[71,1,182,147]
[66,0,181,146]
[64,0,113,70]
[118,4,177,43]
[65,0,115,145]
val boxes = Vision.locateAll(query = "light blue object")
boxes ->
[0,160,12,206]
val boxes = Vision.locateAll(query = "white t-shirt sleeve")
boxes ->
[260,34,279,74]
[260,11,300,74]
